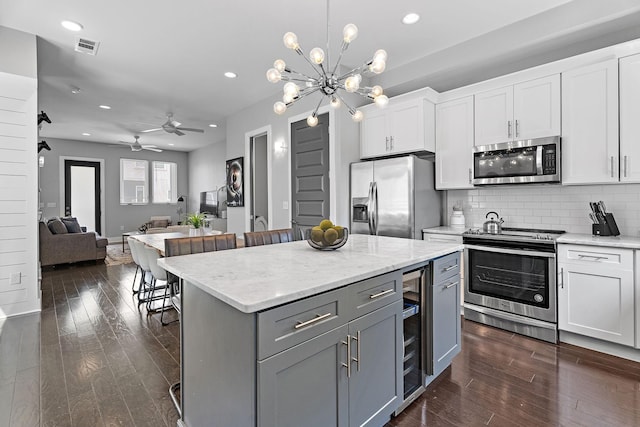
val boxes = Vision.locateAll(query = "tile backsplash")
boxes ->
[446,184,640,236]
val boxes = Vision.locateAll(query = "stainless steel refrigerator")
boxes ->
[350,156,441,239]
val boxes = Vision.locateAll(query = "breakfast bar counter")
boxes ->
[159,234,462,427]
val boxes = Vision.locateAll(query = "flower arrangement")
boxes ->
[185,212,206,229]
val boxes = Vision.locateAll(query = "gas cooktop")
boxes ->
[463,227,566,243]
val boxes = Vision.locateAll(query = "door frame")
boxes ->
[59,156,106,235]
[287,106,337,226]
[244,125,273,232]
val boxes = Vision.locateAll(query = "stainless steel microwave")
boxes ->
[473,136,560,185]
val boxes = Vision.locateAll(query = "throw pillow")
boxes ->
[61,217,82,233]
[150,219,169,228]
[47,218,68,234]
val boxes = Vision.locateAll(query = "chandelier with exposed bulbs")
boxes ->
[266,5,389,127]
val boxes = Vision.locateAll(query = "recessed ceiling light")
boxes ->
[402,13,420,25]
[99,105,111,110]
[168,143,175,146]
[61,20,84,32]
[82,132,91,136]
[224,72,237,79]
[209,124,218,128]
[70,86,81,94]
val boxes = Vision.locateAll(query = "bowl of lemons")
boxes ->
[306,219,349,251]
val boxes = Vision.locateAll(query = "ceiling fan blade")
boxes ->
[178,127,204,133]
[141,127,163,133]
[174,129,186,136]
[143,147,163,152]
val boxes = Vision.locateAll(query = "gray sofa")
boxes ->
[39,221,108,266]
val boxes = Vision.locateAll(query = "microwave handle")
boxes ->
[536,145,544,175]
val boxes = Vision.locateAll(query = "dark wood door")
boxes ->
[290,113,330,239]
[64,160,101,234]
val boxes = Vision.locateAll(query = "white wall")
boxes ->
[447,184,640,235]
[187,141,227,214]
[0,27,39,318]
[39,138,189,238]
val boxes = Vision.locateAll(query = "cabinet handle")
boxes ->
[611,156,615,178]
[385,137,389,151]
[577,254,607,261]
[294,312,332,329]
[390,136,394,150]
[624,155,628,178]
[341,336,351,378]
[559,267,564,289]
[515,119,520,137]
[443,264,458,272]
[507,120,512,138]
[370,289,394,299]
[351,331,361,372]
[468,168,472,184]
[443,281,458,290]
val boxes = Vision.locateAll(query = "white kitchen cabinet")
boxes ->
[561,60,619,184]
[619,54,640,183]
[435,96,474,189]
[360,96,435,159]
[558,244,634,347]
[474,74,560,146]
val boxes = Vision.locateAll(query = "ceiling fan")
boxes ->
[141,113,204,136]
[115,135,163,152]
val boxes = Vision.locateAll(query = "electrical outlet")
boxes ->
[120,225,124,231]
[10,272,21,285]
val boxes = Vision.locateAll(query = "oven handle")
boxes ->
[465,244,556,259]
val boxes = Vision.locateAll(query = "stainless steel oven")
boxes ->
[463,228,564,343]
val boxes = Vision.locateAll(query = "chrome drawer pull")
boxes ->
[444,281,458,289]
[294,312,332,329]
[352,331,361,372]
[342,336,351,378]
[443,264,458,272]
[369,289,394,299]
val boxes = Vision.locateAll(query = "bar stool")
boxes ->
[243,228,295,247]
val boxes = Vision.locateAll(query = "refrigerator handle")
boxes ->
[367,182,374,235]
[372,182,379,235]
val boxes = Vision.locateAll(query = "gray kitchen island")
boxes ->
[159,234,462,427]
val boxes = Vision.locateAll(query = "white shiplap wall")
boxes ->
[447,184,640,236]
[0,71,39,317]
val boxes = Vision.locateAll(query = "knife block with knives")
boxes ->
[589,201,620,236]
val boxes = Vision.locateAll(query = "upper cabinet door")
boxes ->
[435,96,474,190]
[474,86,513,146]
[513,74,561,140]
[562,60,619,185]
[360,107,388,159]
[619,54,640,183]
[390,99,431,154]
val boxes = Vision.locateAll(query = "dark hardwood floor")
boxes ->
[1,257,638,426]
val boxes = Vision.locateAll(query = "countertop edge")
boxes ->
[557,233,640,249]
[159,243,463,313]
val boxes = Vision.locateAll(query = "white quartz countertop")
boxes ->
[557,233,640,249]
[422,226,467,235]
[158,234,463,313]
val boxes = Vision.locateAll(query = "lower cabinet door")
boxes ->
[348,300,402,427]
[257,325,349,427]
[432,274,462,375]
[559,263,634,346]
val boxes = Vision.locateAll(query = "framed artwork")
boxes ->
[226,157,244,207]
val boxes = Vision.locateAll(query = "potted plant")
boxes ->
[185,212,206,236]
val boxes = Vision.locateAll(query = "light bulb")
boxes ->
[266,68,281,83]
[283,82,299,96]
[373,49,388,62]
[274,102,287,115]
[351,110,364,122]
[369,60,386,74]
[374,94,389,108]
[307,115,319,127]
[343,24,358,43]
[274,59,286,72]
[354,74,362,84]
[309,47,325,64]
[345,75,360,93]
[330,97,341,109]
[283,93,294,103]
[370,85,383,97]
[283,32,299,50]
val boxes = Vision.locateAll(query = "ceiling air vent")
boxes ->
[74,36,100,55]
